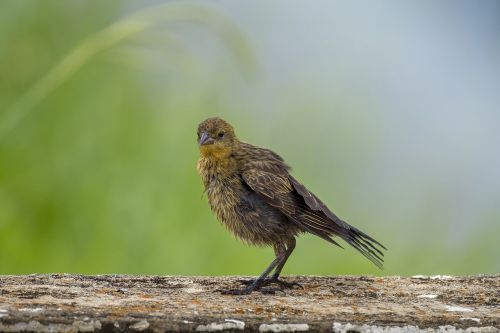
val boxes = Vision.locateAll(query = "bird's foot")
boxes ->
[218,277,303,295]
[237,278,268,286]
[219,278,264,294]
[238,277,303,290]
[272,278,303,290]
[219,284,281,295]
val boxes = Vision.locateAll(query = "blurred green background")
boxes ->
[1,1,499,276]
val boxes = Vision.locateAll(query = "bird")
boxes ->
[196,117,386,294]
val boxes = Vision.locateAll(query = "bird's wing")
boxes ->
[242,168,386,269]
[241,168,345,248]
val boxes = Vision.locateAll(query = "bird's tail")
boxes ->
[289,176,386,269]
[337,222,386,269]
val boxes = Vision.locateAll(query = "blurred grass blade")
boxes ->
[0,2,256,141]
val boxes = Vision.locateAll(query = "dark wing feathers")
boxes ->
[242,167,386,269]
[289,175,387,260]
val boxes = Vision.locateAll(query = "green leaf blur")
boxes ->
[1,1,498,276]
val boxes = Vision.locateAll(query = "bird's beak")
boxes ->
[198,131,213,146]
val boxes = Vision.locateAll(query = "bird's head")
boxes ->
[197,117,237,159]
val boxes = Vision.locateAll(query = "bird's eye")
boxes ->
[218,132,225,139]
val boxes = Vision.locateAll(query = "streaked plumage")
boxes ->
[196,117,386,294]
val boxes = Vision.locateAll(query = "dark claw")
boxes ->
[218,278,273,295]
[218,285,284,295]
[236,278,303,291]
[217,278,267,295]
[217,278,303,295]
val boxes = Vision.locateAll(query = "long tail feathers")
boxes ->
[340,224,386,269]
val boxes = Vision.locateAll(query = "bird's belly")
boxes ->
[207,184,297,246]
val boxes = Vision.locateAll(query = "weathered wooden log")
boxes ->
[0,274,498,332]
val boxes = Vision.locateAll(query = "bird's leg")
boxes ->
[221,254,283,295]
[271,238,295,280]
[238,239,302,291]
[238,243,286,287]
[268,238,302,289]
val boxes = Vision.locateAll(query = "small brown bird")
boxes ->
[197,117,386,294]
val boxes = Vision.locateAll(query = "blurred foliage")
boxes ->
[0,1,498,276]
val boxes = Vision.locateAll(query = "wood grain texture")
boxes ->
[0,274,498,332]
